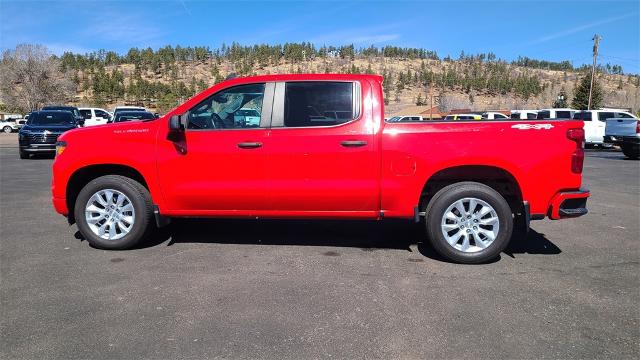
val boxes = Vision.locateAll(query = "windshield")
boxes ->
[29,112,74,125]
[387,116,402,122]
[114,112,155,122]
[43,107,81,118]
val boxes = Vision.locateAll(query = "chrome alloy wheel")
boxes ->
[440,197,500,253]
[85,189,135,240]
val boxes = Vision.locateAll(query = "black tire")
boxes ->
[622,144,639,160]
[74,175,154,250]
[3,126,12,133]
[424,182,513,264]
[19,150,29,159]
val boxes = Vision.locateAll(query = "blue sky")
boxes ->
[2,0,639,73]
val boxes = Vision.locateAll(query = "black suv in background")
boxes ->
[41,105,85,123]
[18,111,82,159]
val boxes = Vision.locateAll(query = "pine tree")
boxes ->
[415,93,423,106]
[571,72,603,110]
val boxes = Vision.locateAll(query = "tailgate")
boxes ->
[605,118,638,136]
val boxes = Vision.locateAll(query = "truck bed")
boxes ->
[380,119,585,218]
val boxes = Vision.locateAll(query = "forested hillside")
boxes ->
[8,43,640,114]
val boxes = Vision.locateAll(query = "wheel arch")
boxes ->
[418,165,524,215]
[66,164,150,224]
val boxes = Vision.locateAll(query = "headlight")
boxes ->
[18,131,28,140]
[55,141,66,156]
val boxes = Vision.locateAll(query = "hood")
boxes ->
[21,123,78,132]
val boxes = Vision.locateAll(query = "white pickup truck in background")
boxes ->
[605,118,639,159]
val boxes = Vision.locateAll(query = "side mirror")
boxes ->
[169,114,186,132]
[77,119,85,127]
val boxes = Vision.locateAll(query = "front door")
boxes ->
[266,80,379,214]
[156,82,273,212]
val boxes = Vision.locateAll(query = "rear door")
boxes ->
[575,111,598,143]
[79,109,95,126]
[266,80,378,214]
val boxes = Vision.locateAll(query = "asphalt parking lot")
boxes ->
[1,132,638,359]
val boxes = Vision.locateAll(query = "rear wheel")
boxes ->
[74,175,154,249]
[622,144,639,160]
[3,126,12,133]
[425,182,513,264]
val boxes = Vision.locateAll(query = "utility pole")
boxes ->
[588,34,601,110]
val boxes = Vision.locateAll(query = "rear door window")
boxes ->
[79,110,92,119]
[537,111,550,119]
[283,82,356,127]
[573,112,592,121]
[556,111,571,118]
[598,112,615,122]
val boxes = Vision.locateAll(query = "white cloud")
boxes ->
[349,34,400,44]
[45,43,93,56]
[85,19,162,44]
[531,13,638,44]
[309,22,404,45]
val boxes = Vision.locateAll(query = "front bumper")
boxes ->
[19,144,56,153]
[52,196,68,216]
[548,188,590,220]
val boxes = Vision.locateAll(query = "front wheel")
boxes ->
[425,182,513,264]
[74,175,154,249]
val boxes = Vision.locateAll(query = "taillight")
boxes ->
[567,128,585,174]
[636,121,640,134]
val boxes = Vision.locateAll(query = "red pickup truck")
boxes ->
[51,74,589,263]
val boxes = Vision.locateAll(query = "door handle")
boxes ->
[340,140,368,147]
[237,142,262,149]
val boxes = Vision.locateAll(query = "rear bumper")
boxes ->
[604,135,640,145]
[548,188,590,220]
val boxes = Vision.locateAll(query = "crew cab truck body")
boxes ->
[52,74,589,263]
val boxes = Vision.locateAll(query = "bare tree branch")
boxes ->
[0,44,75,113]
